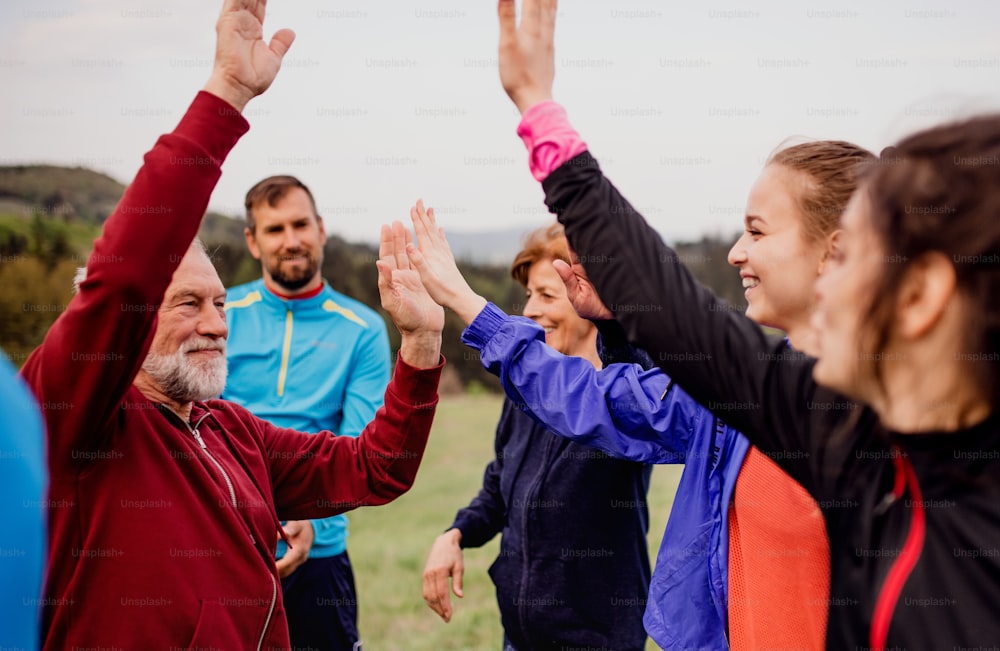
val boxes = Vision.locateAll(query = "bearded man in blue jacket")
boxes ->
[224,175,391,651]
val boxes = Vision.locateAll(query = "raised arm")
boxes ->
[543,155,838,470]
[495,0,851,490]
[404,200,698,463]
[20,0,293,475]
[266,355,441,518]
[268,220,444,515]
[466,302,704,464]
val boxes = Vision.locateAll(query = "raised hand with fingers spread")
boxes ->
[498,0,556,114]
[202,0,296,112]
[405,199,488,325]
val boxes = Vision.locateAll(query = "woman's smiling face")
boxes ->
[728,163,832,336]
[522,259,596,358]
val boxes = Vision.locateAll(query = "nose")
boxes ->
[522,294,543,320]
[197,302,228,340]
[727,231,750,267]
[283,225,302,250]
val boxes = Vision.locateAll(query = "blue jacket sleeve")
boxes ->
[463,302,703,465]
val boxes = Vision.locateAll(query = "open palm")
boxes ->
[377,222,445,335]
[206,0,295,110]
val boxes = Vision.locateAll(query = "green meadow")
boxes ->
[350,393,682,651]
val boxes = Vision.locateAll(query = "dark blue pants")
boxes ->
[280,551,361,651]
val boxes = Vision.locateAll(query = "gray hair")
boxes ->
[72,238,209,295]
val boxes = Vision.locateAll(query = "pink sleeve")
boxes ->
[516,101,588,182]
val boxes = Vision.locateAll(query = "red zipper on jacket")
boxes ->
[870,446,926,650]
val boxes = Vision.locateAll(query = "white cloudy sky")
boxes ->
[1,0,998,244]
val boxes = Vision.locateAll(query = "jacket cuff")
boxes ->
[461,302,508,351]
[172,91,251,166]
[516,101,588,182]
[389,353,444,407]
[449,518,473,548]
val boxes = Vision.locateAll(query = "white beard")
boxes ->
[142,337,228,403]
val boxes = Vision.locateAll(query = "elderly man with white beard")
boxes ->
[20,2,444,649]
[135,239,232,408]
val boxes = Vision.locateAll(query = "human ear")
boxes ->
[817,230,842,275]
[316,215,327,245]
[895,252,957,340]
[244,227,262,261]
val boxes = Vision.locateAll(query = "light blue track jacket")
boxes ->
[1,354,46,651]
[464,302,750,650]
[223,279,391,558]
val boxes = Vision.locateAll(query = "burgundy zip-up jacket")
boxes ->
[20,91,442,650]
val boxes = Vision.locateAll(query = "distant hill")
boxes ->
[0,164,270,256]
[0,165,125,224]
[443,226,746,310]
[0,163,746,381]
[445,227,532,266]
[0,165,519,391]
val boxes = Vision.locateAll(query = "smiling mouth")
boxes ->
[742,277,760,289]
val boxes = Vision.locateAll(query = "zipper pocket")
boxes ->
[257,572,277,651]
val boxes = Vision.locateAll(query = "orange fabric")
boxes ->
[727,447,830,651]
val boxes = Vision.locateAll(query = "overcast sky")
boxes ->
[2,0,998,244]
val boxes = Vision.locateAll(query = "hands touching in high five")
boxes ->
[402,201,488,326]
[383,199,613,332]
[376,221,445,369]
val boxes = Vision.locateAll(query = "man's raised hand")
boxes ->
[376,222,444,369]
[203,0,295,112]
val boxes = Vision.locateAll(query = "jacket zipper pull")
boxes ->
[873,491,897,516]
[191,427,257,545]
[188,420,254,545]
[875,446,908,516]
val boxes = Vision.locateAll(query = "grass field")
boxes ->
[349,393,682,651]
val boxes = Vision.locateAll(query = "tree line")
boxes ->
[0,165,746,392]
